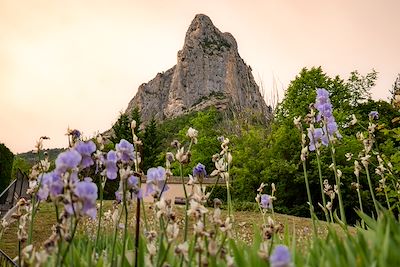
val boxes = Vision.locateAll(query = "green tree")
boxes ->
[143,117,162,171]
[346,69,378,106]
[0,143,14,192]
[111,107,142,144]
[235,67,382,222]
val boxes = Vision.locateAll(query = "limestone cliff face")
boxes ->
[125,14,270,122]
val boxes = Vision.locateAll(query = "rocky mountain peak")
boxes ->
[124,14,270,123]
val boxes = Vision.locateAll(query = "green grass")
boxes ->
[0,201,350,258]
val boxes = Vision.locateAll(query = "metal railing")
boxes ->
[0,249,17,267]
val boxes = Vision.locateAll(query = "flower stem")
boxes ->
[315,152,329,222]
[364,166,379,217]
[328,140,347,225]
[355,175,365,229]
[95,177,105,248]
[180,164,189,242]
[60,218,79,266]
[122,180,128,266]
[302,159,317,237]
[134,198,141,267]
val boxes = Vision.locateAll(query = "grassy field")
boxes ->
[0,201,349,258]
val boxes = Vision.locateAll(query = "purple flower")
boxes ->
[369,111,379,120]
[127,175,139,189]
[68,178,98,219]
[104,150,118,180]
[147,166,166,182]
[69,129,81,139]
[314,88,342,141]
[55,149,82,174]
[37,172,63,201]
[74,140,96,168]
[193,163,207,178]
[307,127,324,151]
[270,245,292,267]
[146,167,168,196]
[116,139,135,163]
[260,194,272,209]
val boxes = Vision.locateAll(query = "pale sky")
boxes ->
[0,0,399,154]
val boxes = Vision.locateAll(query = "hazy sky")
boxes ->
[1,0,399,153]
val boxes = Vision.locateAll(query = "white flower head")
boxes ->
[186,127,198,143]
[350,114,357,126]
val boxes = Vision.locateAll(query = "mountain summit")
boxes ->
[125,14,270,122]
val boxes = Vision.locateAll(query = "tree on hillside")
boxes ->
[111,107,142,144]
[142,117,162,171]
[0,143,14,192]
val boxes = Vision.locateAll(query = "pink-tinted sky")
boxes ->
[0,0,399,153]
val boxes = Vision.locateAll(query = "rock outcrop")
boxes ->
[125,14,270,122]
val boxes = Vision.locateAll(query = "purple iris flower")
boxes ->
[260,194,272,209]
[127,175,139,189]
[70,178,98,219]
[369,111,379,120]
[270,245,292,267]
[146,167,168,196]
[193,163,207,178]
[314,88,342,141]
[37,172,63,201]
[307,127,324,151]
[70,129,81,139]
[104,150,118,180]
[55,149,82,175]
[75,140,96,168]
[116,139,135,163]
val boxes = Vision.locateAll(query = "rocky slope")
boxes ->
[125,14,270,123]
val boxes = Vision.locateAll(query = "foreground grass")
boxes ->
[0,201,349,258]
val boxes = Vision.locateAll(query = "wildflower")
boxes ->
[186,127,198,143]
[187,199,208,219]
[166,223,179,243]
[354,160,361,177]
[361,155,371,168]
[37,172,63,201]
[166,152,174,163]
[127,175,139,189]
[116,139,135,163]
[345,153,353,161]
[74,140,96,168]
[145,166,168,197]
[293,116,302,129]
[175,146,191,164]
[175,242,189,261]
[193,163,207,179]
[300,146,308,161]
[103,150,118,180]
[260,194,272,209]
[369,111,379,120]
[67,177,98,219]
[314,88,342,140]
[349,114,357,125]
[55,149,82,175]
[171,140,180,148]
[69,129,81,139]
[269,245,292,267]
[307,127,326,151]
